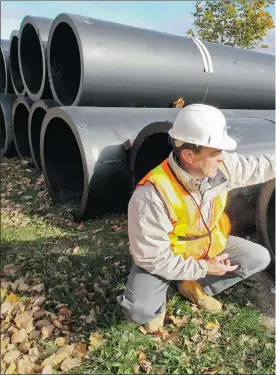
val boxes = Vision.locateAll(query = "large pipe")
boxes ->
[0,40,14,94]
[47,13,275,109]
[0,94,17,157]
[40,107,180,221]
[19,16,53,101]
[12,96,33,159]
[9,30,26,96]
[28,99,58,171]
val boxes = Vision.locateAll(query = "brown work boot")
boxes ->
[178,280,222,313]
[143,309,166,333]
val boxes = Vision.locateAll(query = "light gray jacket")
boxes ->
[128,151,275,281]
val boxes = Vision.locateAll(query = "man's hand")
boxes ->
[206,253,238,276]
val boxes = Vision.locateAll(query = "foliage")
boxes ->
[187,0,275,50]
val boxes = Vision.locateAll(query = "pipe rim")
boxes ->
[40,107,88,217]
[47,13,83,106]
[0,101,8,154]
[18,16,46,101]
[9,30,26,96]
[12,97,32,159]
[0,47,8,94]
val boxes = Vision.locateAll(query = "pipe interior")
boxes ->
[31,107,46,169]
[20,23,43,94]
[0,105,6,150]
[134,133,172,185]
[49,22,81,105]
[267,191,275,254]
[10,36,24,93]
[43,117,84,203]
[14,103,31,157]
[0,49,7,93]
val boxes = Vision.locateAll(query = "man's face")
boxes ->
[181,147,225,179]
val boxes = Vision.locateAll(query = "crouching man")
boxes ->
[117,104,275,332]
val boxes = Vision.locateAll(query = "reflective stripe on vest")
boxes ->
[137,158,231,260]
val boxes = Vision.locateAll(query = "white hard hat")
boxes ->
[169,103,237,151]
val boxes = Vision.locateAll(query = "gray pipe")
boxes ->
[9,30,26,96]
[0,40,14,94]
[46,13,275,109]
[12,96,33,159]
[0,94,17,156]
[19,16,53,100]
[28,99,58,171]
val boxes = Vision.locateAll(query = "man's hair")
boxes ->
[170,137,203,156]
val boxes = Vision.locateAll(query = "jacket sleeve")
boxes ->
[128,183,208,281]
[223,152,275,191]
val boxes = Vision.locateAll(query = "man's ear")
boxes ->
[180,149,194,164]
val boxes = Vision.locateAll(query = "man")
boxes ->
[117,104,275,333]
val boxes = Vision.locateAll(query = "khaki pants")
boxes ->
[117,235,271,325]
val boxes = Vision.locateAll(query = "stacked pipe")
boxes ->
[0,13,275,255]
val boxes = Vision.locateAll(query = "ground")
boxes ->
[1,157,275,375]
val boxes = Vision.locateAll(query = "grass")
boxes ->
[1,157,275,374]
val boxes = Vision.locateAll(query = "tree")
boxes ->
[187,0,275,50]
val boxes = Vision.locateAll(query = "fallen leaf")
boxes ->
[202,367,220,375]
[17,283,29,292]
[195,341,206,355]
[2,264,20,276]
[41,365,53,374]
[31,284,44,293]
[6,292,20,303]
[1,300,13,315]
[140,360,152,374]
[73,342,87,359]
[58,307,72,317]
[35,319,51,329]
[60,357,81,371]
[205,321,220,330]
[89,332,105,348]
[76,221,84,229]
[11,328,28,344]
[138,352,146,361]
[133,364,140,374]
[139,326,148,335]
[53,319,63,329]
[5,363,17,374]
[190,333,201,342]
[169,315,189,326]
[3,349,21,364]
[73,246,80,254]
[14,312,34,333]
[28,347,39,363]
[54,337,66,347]
[19,339,31,352]
[17,357,35,374]
[41,345,74,367]
[1,288,8,302]
[42,324,55,339]
[29,330,40,340]
[33,309,45,319]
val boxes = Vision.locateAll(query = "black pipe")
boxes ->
[40,107,180,221]
[28,99,58,171]
[47,13,275,109]
[0,40,14,94]
[9,30,26,96]
[12,96,33,159]
[0,94,17,157]
[19,16,53,101]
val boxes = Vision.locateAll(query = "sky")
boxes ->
[1,1,275,54]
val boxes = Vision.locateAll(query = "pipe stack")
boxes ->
[0,12,275,226]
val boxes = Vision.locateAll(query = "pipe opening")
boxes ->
[0,105,6,150]
[267,191,275,254]
[13,103,31,157]
[30,107,46,170]
[20,23,43,94]
[10,35,24,93]
[134,133,172,185]
[49,22,81,105]
[0,49,7,93]
[43,118,84,203]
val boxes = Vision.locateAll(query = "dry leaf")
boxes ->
[2,264,20,276]
[89,332,105,348]
[31,284,44,293]
[73,342,87,359]
[41,345,74,367]
[53,320,63,329]
[35,319,51,329]
[190,334,201,342]
[19,339,31,352]
[1,288,8,302]
[11,328,28,344]
[3,349,21,364]
[140,360,152,374]
[17,283,29,292]
[195,341,206,355]
[5,363,17,374]
[76,221,84,229]
[60,357,81,372]
[33,309,45,319]
[133,364,140,374]
[205,321,220,330]
[41,365,53,374]
[138,352,146,361]
[58,307,72,317]
[14,312,34,333]
[54,337,66,347]
[1,300,13,315]
[202,367,220,375]
[138,326,148,335]
[32,296,46,307]
[6,293,20,303]
[169,315,189,326]
[29,330,40,340]
[17,357,35,374]
[28,347,39,363]
[42,324,55,339]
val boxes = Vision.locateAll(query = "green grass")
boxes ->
[1,157,275,374]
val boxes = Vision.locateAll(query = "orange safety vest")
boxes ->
[137,158,231,260]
